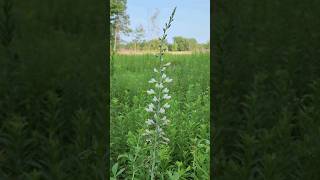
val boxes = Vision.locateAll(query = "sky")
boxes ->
[122,0,210,44]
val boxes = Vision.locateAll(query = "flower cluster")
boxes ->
[143,61,172,145]
[142,5,176,147]
[142,7,176,179]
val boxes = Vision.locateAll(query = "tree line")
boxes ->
[110,0,209,52]
[119,36,210,52]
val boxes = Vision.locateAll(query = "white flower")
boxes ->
[155,83,164,89]
[146,103,154,112]
[164,62,171,67]
[163,103,170,109]
[145,107,154,112]
[159,108,165,114]
[162,137,170,142]
[163,119,170,125]
[153,96,158,102]
[164,77,173,83]
[148,103,155,109]
[142,129,152,136]
[162,116,170,125]
[162,88,169,93]
[162,74,167,79]
[156,127,164,134]
[161,67,166,71]
[153,68,159,73]
[146,119,155,125]
[163,94,171,100]
[147,89,155,95]
[148,78,157,83]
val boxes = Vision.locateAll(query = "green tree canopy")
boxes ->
[173,36,198,51]
[110,0,130,51]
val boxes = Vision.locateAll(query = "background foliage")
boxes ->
[110,0,130,52]
[110,53,210,179]
[213,0,320,179]
[0,0,107,179]
[110,0,209,53]
[120,37,210,52]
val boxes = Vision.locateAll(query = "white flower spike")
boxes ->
[143,7,176,179]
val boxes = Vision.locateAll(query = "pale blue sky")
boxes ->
[122,0,210,44]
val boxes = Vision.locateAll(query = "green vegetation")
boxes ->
[111,53,210,179]
[121,37,210,52]
[110,0,130,52]
[110,0,209,53]
[213,1,320,179]
[111,8,209,179]
[0,0,106,179]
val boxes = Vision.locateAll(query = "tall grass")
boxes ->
[110,52,210,179]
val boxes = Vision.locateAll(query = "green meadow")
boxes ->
[110,53,210,179]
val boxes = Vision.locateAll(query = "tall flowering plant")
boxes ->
[143,7,176,179]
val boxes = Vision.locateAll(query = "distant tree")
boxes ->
[187,38,198,50]
[173,36,188,51]
[147,39,161,51]
[132,24,145,51]
[167,44,173,51]
[110,0,131,52]
[203,40,210,49]
[172,42,178,51]
[140,40,147,50]
[172,36,199,51]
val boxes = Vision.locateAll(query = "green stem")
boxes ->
[131,139,140,180]
[150,132,158,180]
